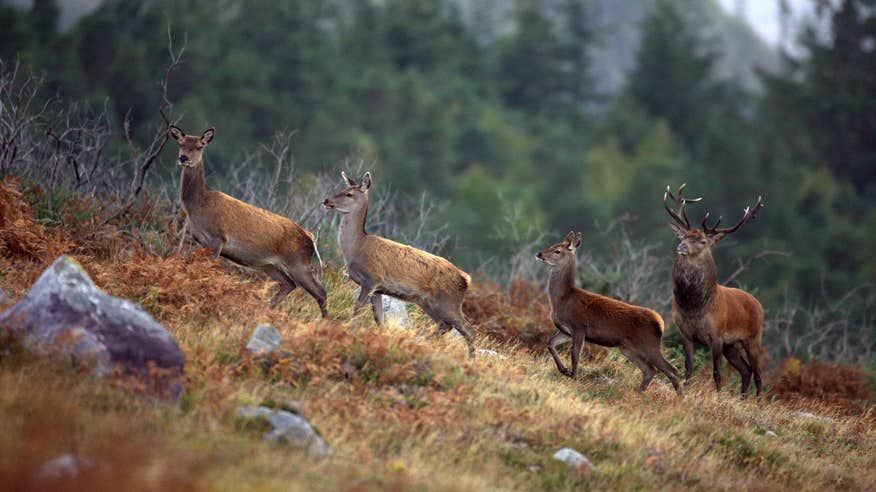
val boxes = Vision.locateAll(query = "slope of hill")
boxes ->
[0,180,873,491]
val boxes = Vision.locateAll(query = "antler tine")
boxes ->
[664,183,702,230]
[708,195,764,235]
[701,212,723,233]
[664,185,690,229]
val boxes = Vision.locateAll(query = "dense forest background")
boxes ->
[1,0,875,362]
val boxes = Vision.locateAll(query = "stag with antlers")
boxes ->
[664,184,766,396]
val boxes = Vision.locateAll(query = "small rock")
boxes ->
[527,464,544,473]
[354,288,409,327]
[246,324,283,354]
[0,287,9,306]
[0,256,185,399]
[383,296,409,326]
[593,376,616,385]
[765,430,777,438]
[476,349,506,359]
[35,453,92,482]
[552,447,593,471]
[237,406,330,458]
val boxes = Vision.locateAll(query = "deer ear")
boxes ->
[573,232,583,249]
[669,223,686,239]
[201,127,215,145]
[361,172,372,192]
[342,171,357,187]
[168,125,185,142]
[564,231,579,251]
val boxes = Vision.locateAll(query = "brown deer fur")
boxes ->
[664,184,765,396]
[169,126,327,316]
[537,232,683,396]
[322,172,476,357]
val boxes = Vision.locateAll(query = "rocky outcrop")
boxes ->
[0,256,185,398]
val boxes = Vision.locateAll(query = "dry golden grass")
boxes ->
[1,180,874,491]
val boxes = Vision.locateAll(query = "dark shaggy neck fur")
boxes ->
[672,253,718,313]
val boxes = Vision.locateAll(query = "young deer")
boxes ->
[169,126,327,317]
[664,184,765,396]
[536,232,683,396]
[322,171,476,357]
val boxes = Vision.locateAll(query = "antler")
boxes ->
[663,183,702,230]
[702,195,764,236]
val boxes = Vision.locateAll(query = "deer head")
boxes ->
[322,171,372,213]
[536,231,582,267]
[664,184,764,258]
[169,126,215,168]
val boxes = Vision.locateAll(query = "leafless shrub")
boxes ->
[578,215,670,312]
[0,60,113,203]
[0,28,185,222]
[765,284,876,365]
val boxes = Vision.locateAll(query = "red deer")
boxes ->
[169,126,327,317]
[536,232,683,396]
[322,171,476,357]
[664,184,765,396]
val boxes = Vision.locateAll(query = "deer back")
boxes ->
[352,235,469,300]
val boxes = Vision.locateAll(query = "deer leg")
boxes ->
[263,265,297,307]
[723,343,752,398]
[204,236,227,259]
[424,304,475,358]
[213,238,226,258]
[741,339,763,397]
[621,347,655,392]
[710,341,723,392]
[569,331,586,380]
[290,266,328,318]
[354,280,376,316]
[651,353,684,397]
[547,329,573,378]
[449,312,476,359]
[429,322,453,339]
[370,294,385,327]
[681,334,696,383]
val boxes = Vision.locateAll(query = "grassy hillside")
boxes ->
[0,179,874,491]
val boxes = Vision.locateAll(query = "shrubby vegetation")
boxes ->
[1,0,874,365]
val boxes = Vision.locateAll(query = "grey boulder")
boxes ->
[237,406,330,457]
[246,324,283,354]
[0,256,185,398]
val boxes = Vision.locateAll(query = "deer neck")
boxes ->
[548,257,576,305]
[672,252,718,313]
[338,197,368,261]
[180,163,208,212]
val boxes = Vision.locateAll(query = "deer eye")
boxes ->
[345,193,353,197]
[554,249,561,254]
